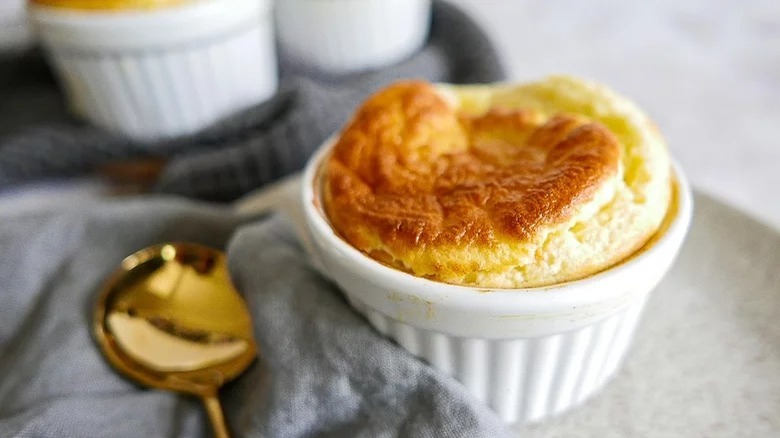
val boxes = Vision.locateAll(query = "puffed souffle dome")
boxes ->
[322,77,672,288]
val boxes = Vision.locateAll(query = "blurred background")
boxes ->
[1,0,778,229]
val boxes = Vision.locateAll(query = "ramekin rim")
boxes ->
[302,137,692,305]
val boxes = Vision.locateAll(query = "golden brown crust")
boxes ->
[324,81,621,255]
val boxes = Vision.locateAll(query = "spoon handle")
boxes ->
[201,394,230,438]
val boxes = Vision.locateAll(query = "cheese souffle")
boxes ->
[323,76,671,288]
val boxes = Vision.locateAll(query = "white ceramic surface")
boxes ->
[236,137,693,425]
[349,293,650,424]
[0,0,33,52]
[275,0,432,74]
[29,0,278,141]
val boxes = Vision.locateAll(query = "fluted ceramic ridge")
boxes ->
[276,0,432,73]
[348,293,649,425]
[31,0,277,140]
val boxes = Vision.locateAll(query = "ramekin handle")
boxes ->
[233,174,323,271]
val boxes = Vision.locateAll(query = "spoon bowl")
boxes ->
[94,243,257,438]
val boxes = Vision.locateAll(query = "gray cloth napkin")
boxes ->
[0,200,513,438]
[0,0,505,201]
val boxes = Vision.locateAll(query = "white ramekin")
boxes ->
[275,0,432,74]
[237,137,693,425]
[0,0,33,52]
[29,0,278,141]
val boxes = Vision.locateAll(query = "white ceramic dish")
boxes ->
[275,0,432,74]
[29,0,278,141]
[0,0,33,52]
[237,137,693,425]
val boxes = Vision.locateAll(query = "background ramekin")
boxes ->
[275,0,432,74]
[238,137,693,425]
[29,0,278,141]
[1,0,34,52]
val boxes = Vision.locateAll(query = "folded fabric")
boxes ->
[0,1,506,202]
[0,199,512,438]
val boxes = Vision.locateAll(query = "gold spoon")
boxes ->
[94,243,257,438]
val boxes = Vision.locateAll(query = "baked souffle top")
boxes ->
[323,76,672,288]
[29,0,189,10]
